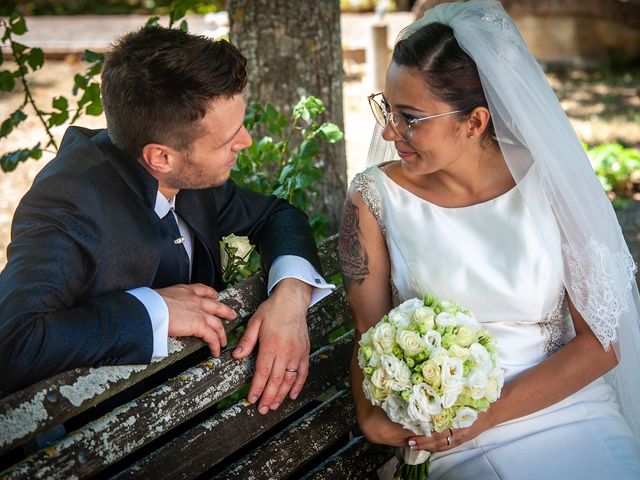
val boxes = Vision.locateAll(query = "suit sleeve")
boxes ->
[212,179,323,275]
[0,176,153,392]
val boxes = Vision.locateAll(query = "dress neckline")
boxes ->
[374,164,521,211]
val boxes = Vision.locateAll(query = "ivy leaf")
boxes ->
[179,20,189,32]
[0,144,42,173]
[295,173,315,189]
[317,122,343,143]
[11,42,27,56]
[82,50,104,76]
[278,163,295,183]
[48,111,69,127]
[52,96,69,112]
[299,138,319,159]
[170,0,195,26]
[9,13,28,36]
[85,84,103,115]
[86,101,103,116]
[146,16,161,26]
[0,110,27,137]
[27,48,45,71]
[82,50,104,64]
[0,70,15,91]
[73,74,88,95]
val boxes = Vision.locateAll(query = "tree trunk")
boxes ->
[228,0,346,234]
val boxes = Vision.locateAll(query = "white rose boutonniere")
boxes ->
[219,234,258,285]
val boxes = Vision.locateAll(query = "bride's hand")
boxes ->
[407,411,494,452]
[358,406,414,447]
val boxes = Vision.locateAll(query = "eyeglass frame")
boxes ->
[368,92,464,141]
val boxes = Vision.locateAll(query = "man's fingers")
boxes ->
[200,329,221,357]
[288,358,309,401]
[205,316,227,348]
[246,348,275,409]
[200,297,236,321]
[189,283,219,299]
[258,356,294,413]
[233,316,261,359]
[270,363,303,409]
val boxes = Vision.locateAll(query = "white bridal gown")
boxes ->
[352,163,640,480]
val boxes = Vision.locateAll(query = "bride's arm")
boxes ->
[339,187,413,446]
[410,295,618,452]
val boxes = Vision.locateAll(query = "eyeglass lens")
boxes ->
[369,96,410,139]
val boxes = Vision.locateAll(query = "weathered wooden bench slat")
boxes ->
[0,275,266,456]
[0,234,340,457]
[113,331,353,480]
[212,389,356,480]
[300,436,395,480]
[1,303,350,480]
[0,281,346,461]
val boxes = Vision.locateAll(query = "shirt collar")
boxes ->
[154,191,176,218]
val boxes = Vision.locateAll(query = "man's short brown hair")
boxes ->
[101,26,247,159]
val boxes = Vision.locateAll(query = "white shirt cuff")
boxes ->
[267,255,335,306]
[126,287,169,358]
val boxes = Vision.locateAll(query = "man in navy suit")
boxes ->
[0,26,332,416]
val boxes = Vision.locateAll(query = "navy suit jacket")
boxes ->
[0,127,321,392]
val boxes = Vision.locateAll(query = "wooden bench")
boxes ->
[0,234,394,479]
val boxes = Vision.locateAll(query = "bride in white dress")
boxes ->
[339,1,640,478]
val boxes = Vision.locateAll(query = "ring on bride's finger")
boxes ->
[285,368,298,373]
[446,436,451,446]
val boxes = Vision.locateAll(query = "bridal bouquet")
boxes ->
[358,294,504,479]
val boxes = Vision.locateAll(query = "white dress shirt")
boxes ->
[127,191,334,357]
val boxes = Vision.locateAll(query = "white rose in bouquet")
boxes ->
[357,293,504,480]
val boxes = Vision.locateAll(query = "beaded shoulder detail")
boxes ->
[351,167,385,235]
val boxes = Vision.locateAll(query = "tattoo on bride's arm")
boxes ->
[339,198,370,288]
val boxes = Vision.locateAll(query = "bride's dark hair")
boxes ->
[392,22,496,145]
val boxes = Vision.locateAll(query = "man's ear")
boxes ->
[141,143,174,174]
[466,106,491,139]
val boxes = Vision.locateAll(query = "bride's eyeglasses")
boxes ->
[368,92,463,141]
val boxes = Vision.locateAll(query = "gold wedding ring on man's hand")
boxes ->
[285,368,298,373]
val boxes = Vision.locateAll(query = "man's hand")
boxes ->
[232,278,312,414]
[157,283,237,356]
